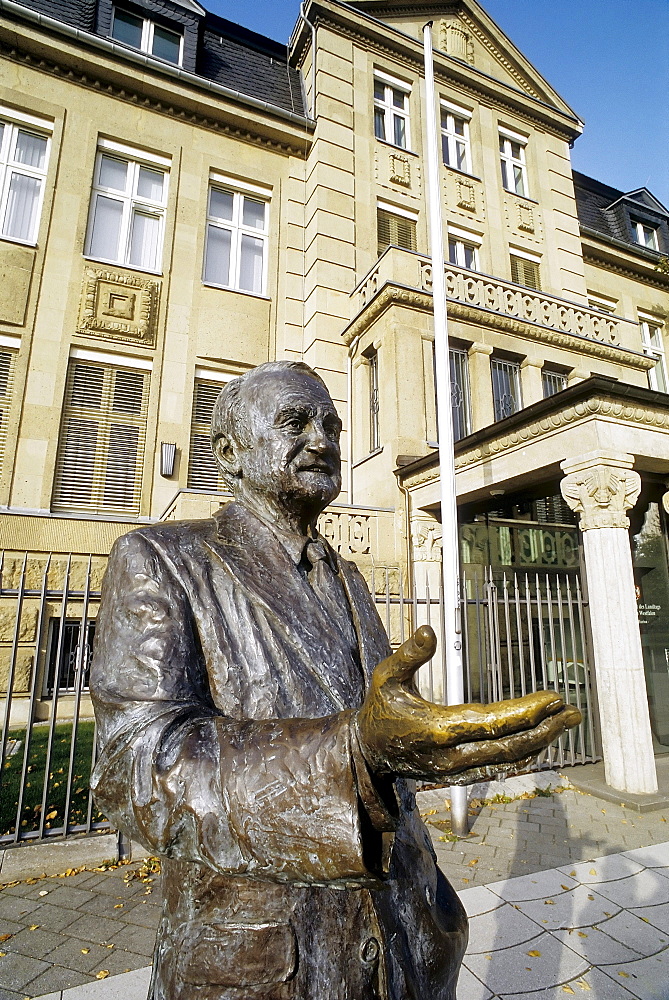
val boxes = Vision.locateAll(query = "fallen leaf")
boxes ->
[544,899,555,905]
[468,859,479,867]
[0,935,12,943]
[561,885,571,891]
[578,931,588,938]
[569,871,577,877]
[461,878,470,883]
[0,951,5,957]
[45,810,57,820]
[28,925,39,931]
[640,917,649,923]
[113,903,124,908]
[527,950,541,957]
[589,869,597,876]
[81,948,90,954]
[96,971,110,980]
[106,943,115,949]
[562,987,575,995]
[38,890,49,897]
[575,979,592,991]
[618,971,629,978]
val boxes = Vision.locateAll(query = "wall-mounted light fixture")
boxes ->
[160,442,177,478]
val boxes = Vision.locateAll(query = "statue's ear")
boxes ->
[213,433,242,479]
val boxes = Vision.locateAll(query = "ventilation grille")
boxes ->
[0,350,17,480]
[187,379,226,493]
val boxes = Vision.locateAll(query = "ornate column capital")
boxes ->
[560,451,640,530]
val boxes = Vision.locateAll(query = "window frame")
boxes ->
[373,72,411,151]
[499,127,528,198]
[366,349,380,454]
[510,251,541,290]
[491,357,522,422]
[447,228,480,270]
[0,108,52,247]
[111,6,184,66]
[440,100,472,175]
[542,368,568,398]
[84,140,169,274]
[377,202,418,256]
[203,177,270,297]
[187,372,232,492]
[632,219,660,251]
[639,315,668,392]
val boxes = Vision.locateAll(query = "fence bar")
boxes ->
[0,555,28,788]
[62,557,92,837]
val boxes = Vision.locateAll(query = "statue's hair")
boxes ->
[210,361,329,454]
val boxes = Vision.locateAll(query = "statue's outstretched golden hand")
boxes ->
[355,625,581,783]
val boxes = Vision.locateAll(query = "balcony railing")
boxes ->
[354,249,640,352]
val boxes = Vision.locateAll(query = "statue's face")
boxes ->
[237,370,342,514]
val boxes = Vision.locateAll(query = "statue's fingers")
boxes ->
[427,689,567,746]
[376,625,437,684]
[440,705,581,775]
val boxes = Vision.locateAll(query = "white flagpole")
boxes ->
[422,22,468,837]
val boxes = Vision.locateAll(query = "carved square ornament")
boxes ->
[457,180,476,211]
[78,268,159,346]
[518,203,535,232]
[389,153,411,187]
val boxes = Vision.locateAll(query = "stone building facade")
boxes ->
[0,0,668,797]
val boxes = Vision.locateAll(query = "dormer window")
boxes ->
[111,7,183,66]
[632,219,659,250]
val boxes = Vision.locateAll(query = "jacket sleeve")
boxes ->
[90,529,391,888]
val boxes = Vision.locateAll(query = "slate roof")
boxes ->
[11,0,306,118]
[573,170,669,254]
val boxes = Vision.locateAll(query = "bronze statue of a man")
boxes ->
[91,361,579,1000]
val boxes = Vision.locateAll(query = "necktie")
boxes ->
[303,540,364,704]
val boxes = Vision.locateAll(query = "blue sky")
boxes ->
[207,0,669,208]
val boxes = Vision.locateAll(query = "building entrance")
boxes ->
[633,495,669,753]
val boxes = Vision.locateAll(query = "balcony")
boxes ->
[348,248,644,363]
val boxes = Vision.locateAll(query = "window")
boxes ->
[45,620,95,696]
[510,253,541,290]
[441,103,471,173]
[632,220,659,251]
[111,7,182,65]
[86,141,169,272]
[499,130,528,197]
[491,358,522,421]
[0,349,17,477]
[449,348,471,441]
[52,356,150,514]
[203,179,269,296]
[367,350,380,453]
[640,317,668,392]
[448,236,478,270]
[377,206,417,255]
[542,368,567,398]
[373,74,410,149]
[588,293,616,314]
[187,377,228,492]
[0,110,50,245]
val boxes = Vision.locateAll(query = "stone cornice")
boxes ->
[344,281,654,370]
[581,240,669,292]
[0,34,309,157]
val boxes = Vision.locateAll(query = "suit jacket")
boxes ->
[90,503,467,1000]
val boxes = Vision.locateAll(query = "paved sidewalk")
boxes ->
[0,772,667,999]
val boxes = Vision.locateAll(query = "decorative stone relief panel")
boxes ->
[78,268,160,347]
[374,151,421,200]
[439,20,474,64]
[319,511,371,556]
[457,180,476,212]
[411,520,443,562]
[517,203,535,233]
[504,197,543,244]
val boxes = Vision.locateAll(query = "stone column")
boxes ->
[520,357,544,406]
[561,450,657,795]
[467,342,494,430]
[410,517,444,703]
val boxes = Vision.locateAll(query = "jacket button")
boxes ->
[360,937,380,963]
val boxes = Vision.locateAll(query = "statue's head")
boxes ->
[211,361,342,520]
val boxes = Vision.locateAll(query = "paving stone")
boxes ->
[628,900,669,936]
[467,901,541,953]
[0,896,41,921]
[513,883,621,931]
[458,886,505,918]
[0,951,50,991]
[4,926,63,960]
[589,868,669,909]
[623,842,669,868]
[550,924,644,965]
[54,965,152,999]
[600,950,669,1000]
[487,870,578,902]
[462,931,588,995]
[601,909,669,954]
[497,965,639,999]
[44,939,121,975]
[0,920,25,939]
[119,904,160,929]
[17,905,80,934]
[61,915,120,946]
[0,988,31,1000]
[81,896,139,919]
[39,888,96,913]
[89,949,149,978]
[559,854,645,884]
[108,925,156,957]
[21,964,91,996]
[455,963,495,1000]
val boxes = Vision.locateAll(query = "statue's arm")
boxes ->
[90,530,388,888]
